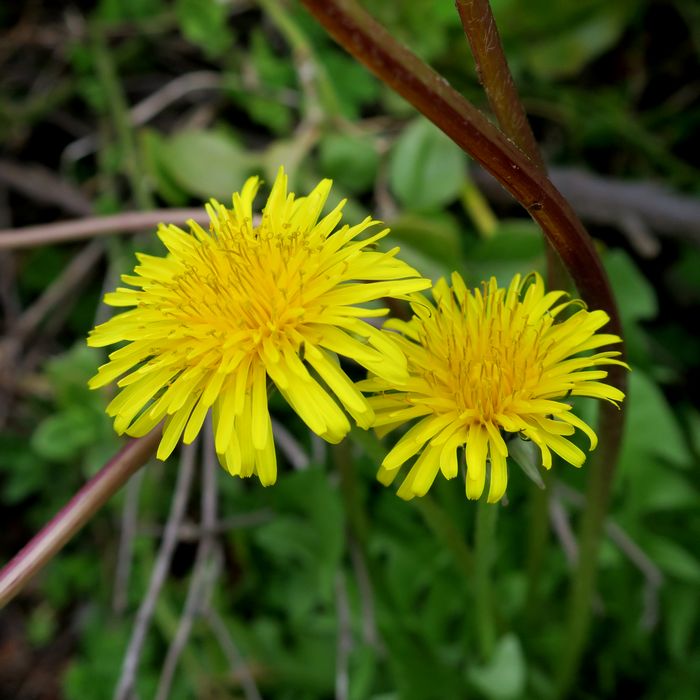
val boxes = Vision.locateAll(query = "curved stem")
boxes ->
[455,0,545,172]
[0,430,160,608]
[455,0,567,290]
[300,0,622,339]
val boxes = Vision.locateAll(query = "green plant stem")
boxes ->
[461,177,498,238]
[474,500,498,660]
[0,430,161,608]
[90,23,153,209]
[413,496,474,579]
[525,476,550,617]
[333,439,369,543]
[555,423,621,698]
[258,0,341,119]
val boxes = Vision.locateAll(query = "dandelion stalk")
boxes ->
[0,431,160,608]
[474,498,498,660]
[455,0,545,172]
[455,0,568,290]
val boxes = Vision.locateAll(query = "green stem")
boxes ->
[333,440,369,544]
[413,495,474,579]
[258,0,341,119]
[555,436,618,697]
[525,476,550,617]
[461,177,498,238]
[90,23,153,209]
[474,500,498,660]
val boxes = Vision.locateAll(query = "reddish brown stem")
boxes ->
[0,431,160,608]
[299,0,623,346]
[455,0,566,290]
[455,0,545,171]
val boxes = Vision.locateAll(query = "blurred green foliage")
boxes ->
[1,0,699,699]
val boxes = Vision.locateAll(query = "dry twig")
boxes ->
[155,426,219,700]
[0,209,208,249]
[205,607,264,700]
[114,442,197,700]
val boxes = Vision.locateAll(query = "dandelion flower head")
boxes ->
[361,272,627,503]
[88,168,430,485]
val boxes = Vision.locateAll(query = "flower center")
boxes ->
[421,304,547,422]
[160,227,322,356]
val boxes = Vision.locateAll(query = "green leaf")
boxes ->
[526,10,629,79]
[387,212,465,281]
[493,1,637,80]
[319,133,379,194]
[322,51,380,119]
[465,220,546,285]
[254,468,344,596]
[0,435,47,503]
[468,634,526,699]
[646,537,700,584]
[141,129,189,205]
[604,248,658,323]
[665,585,699,659]
[96,0,163,22]
[45,344,100,407]
[389,118,468,210]
[619,370,690,470]
[175,0,232,57]
[158,129,252,201]
[32,407,102,462]
[234,30,295,134]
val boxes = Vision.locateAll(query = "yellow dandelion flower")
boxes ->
[361,272,627,503]
[88,168,430,485]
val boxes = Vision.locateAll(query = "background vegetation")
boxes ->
[1,1,699,698]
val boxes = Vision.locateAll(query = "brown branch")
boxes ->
[299,0,628,525]
[113,470,144,614]
[205,607,264,700]
[0,159,93,215]
[155,427,219,700]
[0,209,210,249]
[454,0,567,289]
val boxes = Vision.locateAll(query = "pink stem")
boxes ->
[0,430,160,607]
